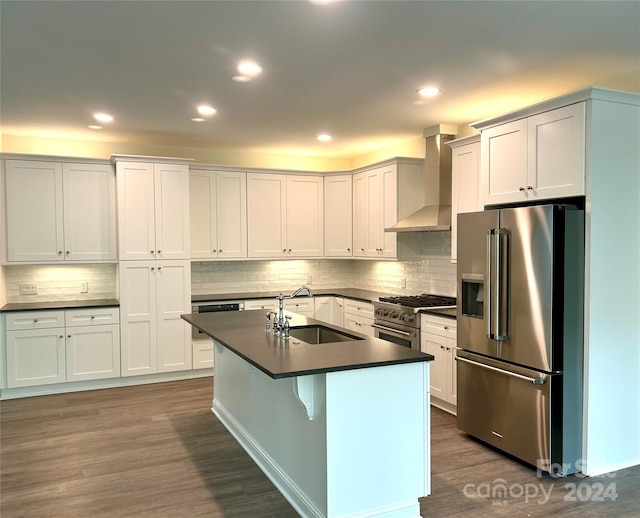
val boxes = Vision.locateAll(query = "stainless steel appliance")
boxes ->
[373,295,456,350]
[191,300,244,339]
[457,204,584,476]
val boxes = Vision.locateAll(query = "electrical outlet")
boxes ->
[80,281,89,293]
[401,277,407,289]
[19,283,38,295]
[306,274,313,285]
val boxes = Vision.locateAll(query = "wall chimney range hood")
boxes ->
[386,125,456,232]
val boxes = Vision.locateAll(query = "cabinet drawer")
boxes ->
[65,307,120,327]
[193,339,214,370]
[5,310,65,331]
[343,299,374,318]
[284,298,314,314]
[421,315,457,337]
[244,298,277,311]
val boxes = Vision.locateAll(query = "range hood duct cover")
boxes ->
[386,129,456,232]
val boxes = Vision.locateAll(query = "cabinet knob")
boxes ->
[59,335,64,339]
[157,250,161,254]
[66,251,70,255]
[90,315,95,320]
[218,249,222,253]
[283,249,287,253]
[527,185,533,190]
[67,334,72,338]
[33,318,38,323]
[150,250,155,254]
[519,186,525,192]
[158,266,162,270]
[151,266,155,271]
[347,248,351,252]
[58,251,63,255]
[360,248,364,252]
[441,345,445,349]
[288,249,292,253]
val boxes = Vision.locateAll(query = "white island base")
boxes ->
[212,341,431,518]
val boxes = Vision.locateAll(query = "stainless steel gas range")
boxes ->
[373,294,457,350]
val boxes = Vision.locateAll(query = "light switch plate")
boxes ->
[80,281,89,293]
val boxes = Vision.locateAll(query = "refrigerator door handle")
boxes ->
[486,230,494,339]
[456,356,545,384]
[495,228,508,341]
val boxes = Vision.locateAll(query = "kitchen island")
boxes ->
[182,310,433,518]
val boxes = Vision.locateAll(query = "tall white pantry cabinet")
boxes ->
[114,156,192,376]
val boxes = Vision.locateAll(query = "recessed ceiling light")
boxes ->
[191,117,206,122]
[309,0,338,5]
[88,125,103,130]
[417,86,441,97]
[237,61,262,77]
[93,113,114,123]
[197,105,217,116]
[317,133,332,142]
[232,75,252,83]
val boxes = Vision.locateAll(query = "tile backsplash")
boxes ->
[4,264,118,303]
[3,233,456,303]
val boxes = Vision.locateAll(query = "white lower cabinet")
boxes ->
[5,307,120,388]
[192,339,214,370]
[119,260,191,376]
[343,299,374,337]
[244,298,278,311]
[283,298,314,317]
[421,314,457,413]
[314,296,344,326]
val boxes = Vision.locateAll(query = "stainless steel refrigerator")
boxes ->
[456,204,584,476]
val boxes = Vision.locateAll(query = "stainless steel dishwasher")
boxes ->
[191,300,245,339]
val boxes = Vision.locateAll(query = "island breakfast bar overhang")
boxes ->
[182,310,434,518]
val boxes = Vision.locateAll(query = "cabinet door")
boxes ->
[6,328,66,387]
[116,162,156,260]
[119,261,157,376]
[481,119,528,206]
[65,324,120,381]
[247,173,286,258]
[314,296,335,324]
[381,167,398,258]
[62,163,116,261]
[189,171,217,259]
[451,140,480,263]
[324,175,352,257]
[216,171,247,258]
[422,332,447,401]
[365,168,383,256]
[286,175,323,257]
[5,160,64,262]
[528,103,585,198]
[154,163,190,260]
[352,172,367,257]
[156,260,191,372]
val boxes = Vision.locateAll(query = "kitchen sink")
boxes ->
[289,325,363,344]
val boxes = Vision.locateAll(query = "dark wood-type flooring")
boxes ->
[1,378,638,517]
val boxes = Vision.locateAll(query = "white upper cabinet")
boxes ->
[5,160,116,262]
[116,159,191,260]
[190,169,247,259]
[479,103,586,206]
[449,135,480,263]
[324,175,352,257]
[352,159,422,260]
[247,173,323,258]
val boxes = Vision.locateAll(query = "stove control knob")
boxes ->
[406,314,416,322]
[390,311,399,319]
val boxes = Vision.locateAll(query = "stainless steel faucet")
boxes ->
[271,286,314,333]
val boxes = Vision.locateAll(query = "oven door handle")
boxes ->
[371,323,414,337]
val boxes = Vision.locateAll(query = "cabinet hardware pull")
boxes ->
[151,267,155,271]
[66,251,70,255]
[33,319,38,323]
[347,248,351,252]
[157,250,161,254]
[59,335,63,339]
[150,250,155,254]
[283,249,287,253]
[527,185,533,190]
[441,345,445,349]
[519,186,525,192]
[219,249,222,253]
[288,249,292,252]
[90,315,95,320]
[67,334,71,338]
[158,266,162,270]
[58,251,63,255]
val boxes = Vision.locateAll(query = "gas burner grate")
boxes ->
[378,294,456,308]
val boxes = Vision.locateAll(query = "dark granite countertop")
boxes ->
[0,298,120,312]
[182,310,434,379]
[191,288,387,305]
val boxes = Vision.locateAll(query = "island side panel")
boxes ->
[325,362,430,518]
[211,341,328,518]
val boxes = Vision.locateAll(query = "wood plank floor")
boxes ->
[1,378,638,517]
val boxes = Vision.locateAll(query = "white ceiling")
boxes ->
[1,0,639,158]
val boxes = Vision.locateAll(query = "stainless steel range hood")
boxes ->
[386,125,456,232]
